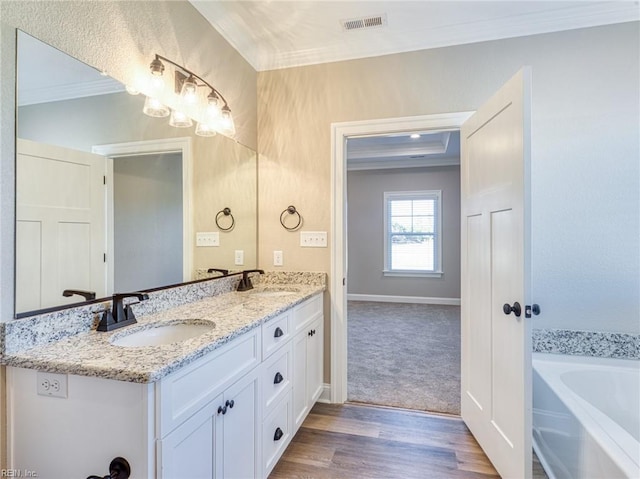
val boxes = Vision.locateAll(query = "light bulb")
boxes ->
[143,96,170,117]
[169,109,193,128]
[180,75,198,104]
[219,106,236,136]
[195,121,218,137]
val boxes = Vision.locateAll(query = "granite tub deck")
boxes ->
[4,281,325,383]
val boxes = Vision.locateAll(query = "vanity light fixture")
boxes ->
[141,54,235,138]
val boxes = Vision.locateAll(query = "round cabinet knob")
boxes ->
[274,372,284,384]
[274,427,284,441]
[225,399,235,409]
[503,302,522,317]
[274,327,284,338]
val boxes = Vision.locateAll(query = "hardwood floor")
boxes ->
[270,403,548,478]
[270,402,498,478]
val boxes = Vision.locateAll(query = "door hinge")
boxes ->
[103,253,107,263]
[103,175,106,185]
[343,277,346,286]
[525,304,540,319]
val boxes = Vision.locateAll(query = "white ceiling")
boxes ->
[190,1,639,71]
[17,31,123,107]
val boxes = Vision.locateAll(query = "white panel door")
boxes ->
[16,139,107,311]
[460,68,532,479]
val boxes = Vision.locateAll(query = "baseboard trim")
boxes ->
[317,383,332,404]
[347,294,461,306]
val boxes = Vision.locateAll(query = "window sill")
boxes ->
[383,270,443,278]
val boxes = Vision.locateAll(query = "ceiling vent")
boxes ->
[341,14,387,32]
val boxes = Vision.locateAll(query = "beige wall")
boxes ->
[257,22,640,381]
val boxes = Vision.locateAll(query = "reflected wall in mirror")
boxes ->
[15,31,257,316]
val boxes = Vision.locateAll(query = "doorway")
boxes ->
[112,152,183,292]
[344,128,462,414]
[92,137,193,294]
[330,112,473,404]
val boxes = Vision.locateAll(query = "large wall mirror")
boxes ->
[15,31,257,317]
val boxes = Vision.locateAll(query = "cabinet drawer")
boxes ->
[262,341,292,414]
[157,328,261,438]
[262,311,291,359]
[263,390,292,477]
[293,294,322,332]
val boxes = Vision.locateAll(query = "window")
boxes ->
[383,190,442,277]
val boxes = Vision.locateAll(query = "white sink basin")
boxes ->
[111,321,215,347]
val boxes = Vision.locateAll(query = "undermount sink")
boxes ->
[110,320,215,347]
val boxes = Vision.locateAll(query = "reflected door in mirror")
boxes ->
[16,139,107,311]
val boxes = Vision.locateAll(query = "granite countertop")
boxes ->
[4,283,324,383]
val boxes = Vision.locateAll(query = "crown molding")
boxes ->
[18,78,125,107]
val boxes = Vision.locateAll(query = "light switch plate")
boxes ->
[196,232,219,247]
[300,231,328,247]
[235,250,244,265]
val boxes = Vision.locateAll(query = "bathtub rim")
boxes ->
[532,352,639,478]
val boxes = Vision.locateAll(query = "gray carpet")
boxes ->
[347,301,461,415]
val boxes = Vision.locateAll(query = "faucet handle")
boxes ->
[97,310,116,332]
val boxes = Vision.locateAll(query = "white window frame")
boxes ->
[383,190,443,278]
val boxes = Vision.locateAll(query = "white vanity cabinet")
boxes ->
[291,294,324,431]
[155,325,262,479]
[7,292,324,479]
[8,326,262,479]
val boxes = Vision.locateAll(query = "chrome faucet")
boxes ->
[237,269,264,291]
[97,292,149,332]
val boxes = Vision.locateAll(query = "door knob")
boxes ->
[503,302,522,317]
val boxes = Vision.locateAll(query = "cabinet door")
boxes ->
[222,368,261,479]
[306,315,324,404]
[292,328,309,431]
[159,398,222,479]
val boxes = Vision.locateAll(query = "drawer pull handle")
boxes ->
[274,427,284,441]
[225,399,235,409]
[274,327,284,338]
[218,405,227,415]
[308,329,316,337]
[274,372,284,384]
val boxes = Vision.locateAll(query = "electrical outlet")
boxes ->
[273,250,283,266]
[196,232,219,247]
[235,250,244,265]
[37,372,68,398]
[300,231,328,247]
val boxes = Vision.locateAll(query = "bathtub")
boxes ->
[533,353,640,479]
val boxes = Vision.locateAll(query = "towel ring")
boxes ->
[215,207,235,231]
[280,205,302,231]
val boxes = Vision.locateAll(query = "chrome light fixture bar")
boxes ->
[141,54,235,137]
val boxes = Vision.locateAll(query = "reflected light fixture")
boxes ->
[143,96,170,117]
[141,54,235,138]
